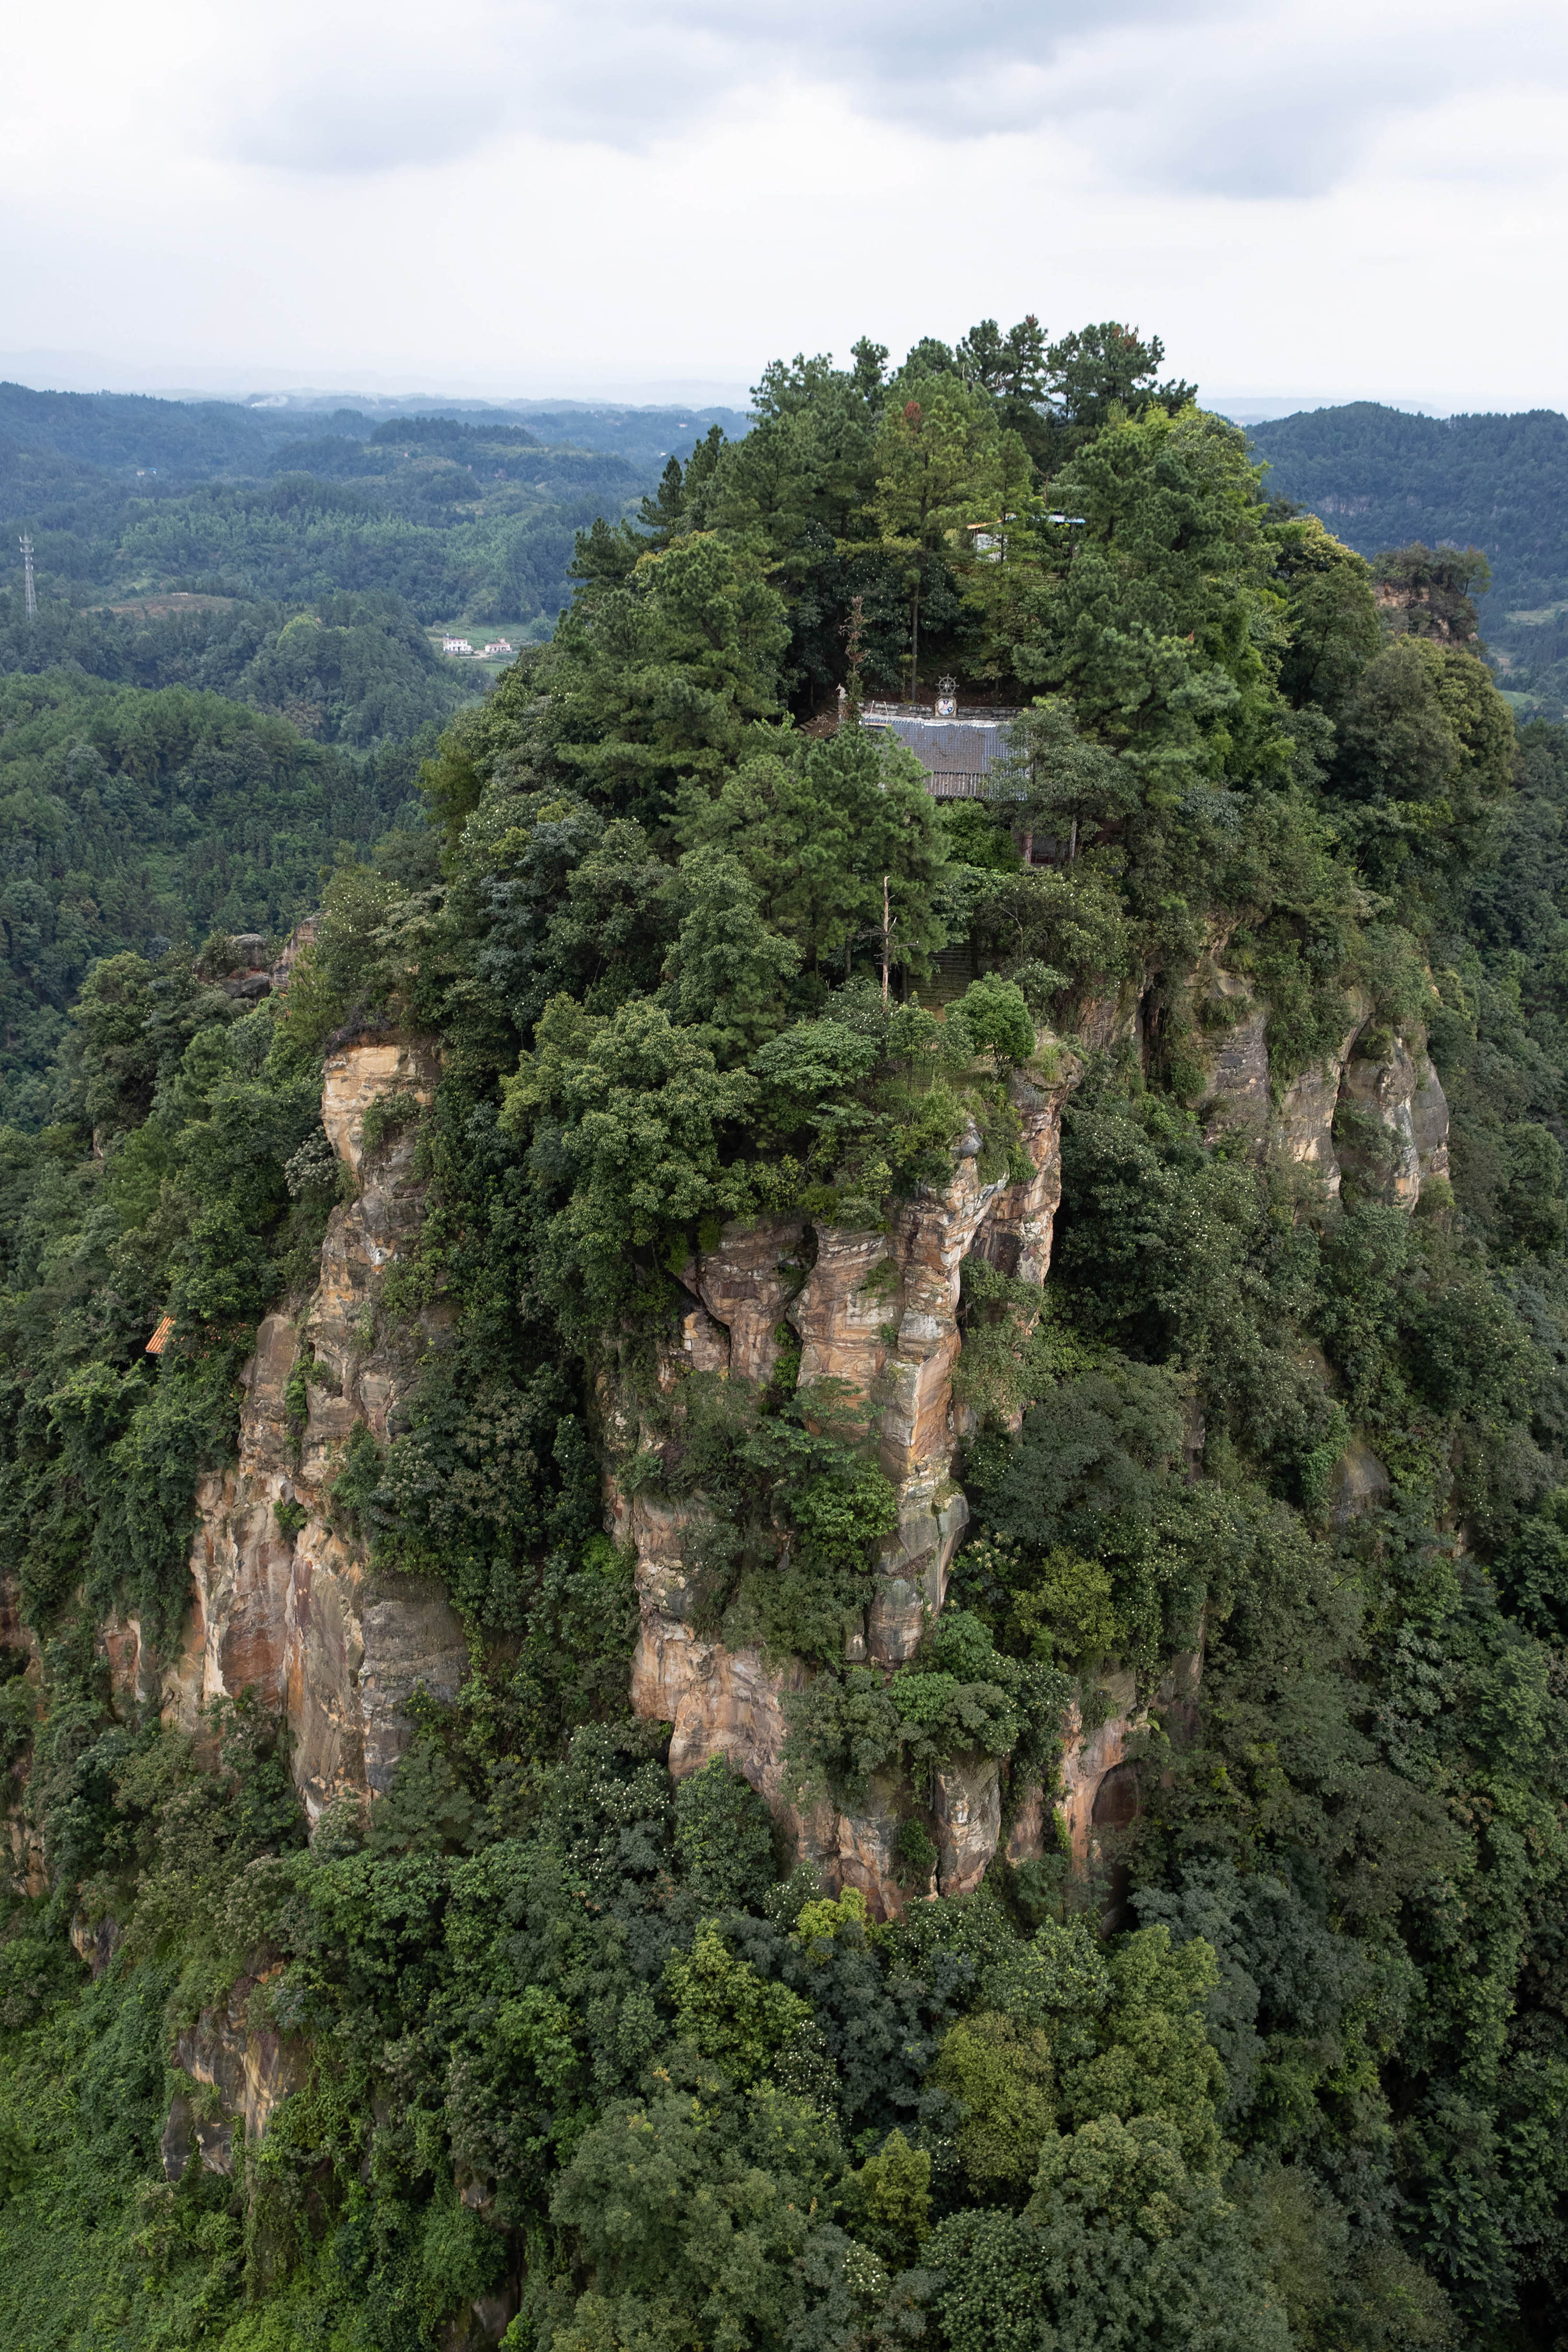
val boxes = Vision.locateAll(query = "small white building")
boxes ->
[480,639,514,658]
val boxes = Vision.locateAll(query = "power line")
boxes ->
[19,534,35,621]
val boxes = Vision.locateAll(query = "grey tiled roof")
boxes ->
[863,713,1018,793]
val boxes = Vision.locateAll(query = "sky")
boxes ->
[1,0,1564,413]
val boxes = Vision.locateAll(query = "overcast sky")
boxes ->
[1,0,1563,411]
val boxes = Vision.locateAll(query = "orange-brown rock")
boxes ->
[791,1227,894,1436]
[168,1971,306,2174]
[661,1296,732,1386]
[1270,998,1368,1197]
[149,1041,466,1822]
[627,1042,1080,1912]
[70,1910,120,1975]
[682,1216,805,1383]
[319,1036,436,1176]
[1010,1648,1201,1874]
[1195,967,1270,1147]
[1054,1668,1142,1867]
[1338,1034,1424,1208]
[1412,1055,1450,1190]
[632,1615,800,1811]
[935,1755,1001,1896]
[1070,981,1144,1055]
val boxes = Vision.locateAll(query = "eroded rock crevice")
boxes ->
[120,1036,466,1825]
[621,1054,1079,1916]
[1191,964,1450,1212]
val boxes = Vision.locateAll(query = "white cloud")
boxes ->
[0,0,1563,407]
[214,0,1226,172]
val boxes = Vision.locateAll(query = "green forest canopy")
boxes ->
[1249,401,1568,717]
[0,388,751,1124]
[4,318,1568,2351]
[0,382,745,635]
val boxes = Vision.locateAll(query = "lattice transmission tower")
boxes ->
[19,534,36,621]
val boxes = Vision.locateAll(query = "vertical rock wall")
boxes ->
[1188,965,1450,1213]
[626,1054,1079,1916]
[3,961,1455,1910]
[146,1036,468,1822]
[625,970,1454,1918]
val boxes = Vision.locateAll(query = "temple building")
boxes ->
[859,679,1020,801]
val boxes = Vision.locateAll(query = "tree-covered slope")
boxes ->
[0,387,743,636]
[0,669,420,1124]
[0,586,476,747]
[5,319,1568,2352]
[0,381,287,475]
[1249,401,1568,714]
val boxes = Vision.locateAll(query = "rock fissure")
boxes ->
[112,1037,467,1825]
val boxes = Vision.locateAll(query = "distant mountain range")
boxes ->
[0,382,752,654]
[0,379,751,480]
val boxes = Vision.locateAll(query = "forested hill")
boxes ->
[8,316,1568,2352]
[0,386,746,1114]
[0,380,748,487]
[0,383,283,475]
[0,671,426,1125]
[0,382,746,637]
[1249,402,1568,715]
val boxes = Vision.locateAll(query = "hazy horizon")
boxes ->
[0,351,1487,429]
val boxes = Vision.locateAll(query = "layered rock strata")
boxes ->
[626,1053,1079,1916]
[1188,966,1450,1212]
[107,1036,466,1823]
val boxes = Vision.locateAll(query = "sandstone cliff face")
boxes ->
[133,1036,468,1823]
[5,966,1454,1924]
[1192,966,1270,1151]
[668,969,1455,1914]
[163,1970,303,2181]
[1336,1035,1424,1207]
[1188,966,1450,1213]
[625,1053,1079,1917]
[1266,999,1369,1196]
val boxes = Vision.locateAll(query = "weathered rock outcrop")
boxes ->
[625,1050,1079,1916]
[1336,1034,1423,1207]
[134,1036,469,1822]
[626,981,1449,1918]
[1412,1054,1451,1191]
[1186,962,1450,1213]
[1328,1031,1448,1210]
[682,1217,806,1384]
[162,1971,305,2180]
[1268,999,1369,1197]
[1330,1437,1391,1529]
[1193,966,1270,1150]
[5,952,1454,1946]
[997,1648,1201,1927]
